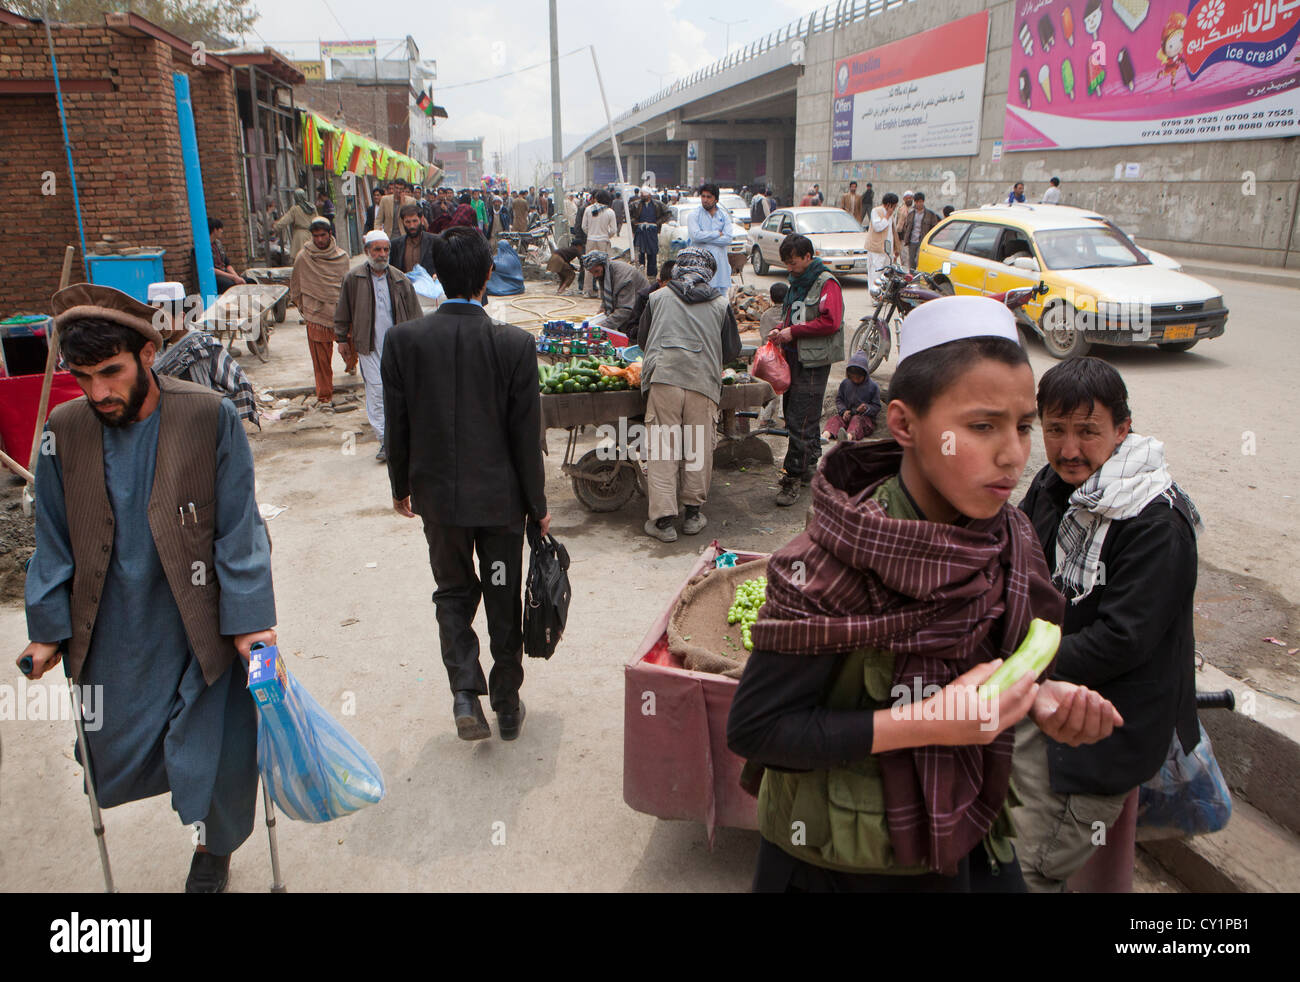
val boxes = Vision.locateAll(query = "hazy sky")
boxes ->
[247,0,823,167]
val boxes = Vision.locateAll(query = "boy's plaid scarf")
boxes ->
[751,439,1063,875]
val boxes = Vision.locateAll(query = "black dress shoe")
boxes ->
[497,699,526,741]
[185,851,231,893]
[453,690,491,741]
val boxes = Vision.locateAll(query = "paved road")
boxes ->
[0,268,1293,892]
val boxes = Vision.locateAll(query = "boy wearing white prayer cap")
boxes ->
[727,294,1122,893]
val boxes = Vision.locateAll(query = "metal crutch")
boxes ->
[20,655,115,892]
[262,780,286,892]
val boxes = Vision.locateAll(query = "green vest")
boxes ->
[756,476,1019,875]
[791,269,844,368]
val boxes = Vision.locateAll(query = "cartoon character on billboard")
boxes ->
[1083,0,1103,39]
[1156,12,1187,93]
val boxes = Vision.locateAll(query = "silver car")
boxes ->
[749,207,871,275]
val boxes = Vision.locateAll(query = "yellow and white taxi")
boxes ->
[915,204,1228,357]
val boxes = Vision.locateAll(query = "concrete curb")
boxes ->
[1172,258,1300,290]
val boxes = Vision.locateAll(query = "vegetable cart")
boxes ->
[623,542,767,842]
[541,375,776,512]
[197,283,287,363]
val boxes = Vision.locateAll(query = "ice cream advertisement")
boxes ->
[1005,0,1300,150]
[832,12,990,161]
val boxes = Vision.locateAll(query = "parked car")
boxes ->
[719,192,752,230]
[661,203,749,260]
[915,204,1228,357]
[748,207,871,275]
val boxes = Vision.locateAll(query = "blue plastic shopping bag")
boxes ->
[407,264,445,302]
[1136,721,1231,839]
[247,644,385,822]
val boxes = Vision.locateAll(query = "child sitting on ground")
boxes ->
[822,351,880,442]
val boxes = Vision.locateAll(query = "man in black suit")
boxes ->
[381,226,550,742]
[1013,357,1202,891]
[390,203,438,280]
[365,186,383,234]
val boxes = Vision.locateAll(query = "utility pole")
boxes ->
[590,46,635,263]
[549,0,568,242]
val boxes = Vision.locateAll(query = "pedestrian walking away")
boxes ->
[290,216,352,404]
[380,226,551,743]
[20,284,280,894]
[335,230,420,463]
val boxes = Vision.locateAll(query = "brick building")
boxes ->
[435,138,484,189]
[0,8,252,312]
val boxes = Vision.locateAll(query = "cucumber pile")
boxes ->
[539,356,631,395]
[726,576,767,652]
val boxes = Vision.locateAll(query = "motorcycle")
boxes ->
[850,261,1048,373]
[850,262,949,374]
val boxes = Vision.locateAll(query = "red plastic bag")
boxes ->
[750,341,790,395]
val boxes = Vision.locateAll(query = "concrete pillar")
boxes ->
[765,136,792,201]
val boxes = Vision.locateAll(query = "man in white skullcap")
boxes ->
[726,293,1121,894]
[334,230,420,462]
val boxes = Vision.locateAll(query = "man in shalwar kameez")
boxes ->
[19,284,277,893]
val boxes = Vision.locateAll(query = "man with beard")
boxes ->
[291,216,355,404]
[580,251,649,336]
[390,204,438,280]
[335,230,421,463]
[20,284,277,893]
[630,186,669,279]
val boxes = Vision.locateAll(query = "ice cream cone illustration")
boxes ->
[1038,63,1053,102]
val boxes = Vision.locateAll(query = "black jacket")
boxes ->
[1019,464,1200,795]
[389,229,438,280]
[380,302,547,528]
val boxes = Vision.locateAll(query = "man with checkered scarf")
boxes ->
[1014,356,1204,892]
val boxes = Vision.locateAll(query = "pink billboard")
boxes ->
[1004,0,1300,150]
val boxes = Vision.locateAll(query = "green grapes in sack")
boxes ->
[726,576,767,652]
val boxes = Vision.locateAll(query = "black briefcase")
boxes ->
[523,521,571,659]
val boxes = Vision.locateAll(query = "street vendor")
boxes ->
[148,281,259,426]
[581,251,649,336]
[19,283,278,893]
[638,248,740,543]
[546,242,584,296]
[727,295,1122,893]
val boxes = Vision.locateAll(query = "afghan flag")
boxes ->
[413,86,435,118]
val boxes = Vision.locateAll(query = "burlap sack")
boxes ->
[667,558,769,678]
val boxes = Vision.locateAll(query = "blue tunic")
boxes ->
[687,204,734,292]
[25,396,275,853]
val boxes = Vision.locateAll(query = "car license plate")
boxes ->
[1163,323,1196,341]
[835,263,852,270]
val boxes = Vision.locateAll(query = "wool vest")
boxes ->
[791,270,844,368]
[48,375,236,686]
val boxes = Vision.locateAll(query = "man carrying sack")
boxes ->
[290,216,353,404]
[19,284,278,893]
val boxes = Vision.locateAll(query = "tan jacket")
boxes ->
[839,192,863,223]
[334,262,422,356]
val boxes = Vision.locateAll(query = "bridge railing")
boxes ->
[610,0,918,126]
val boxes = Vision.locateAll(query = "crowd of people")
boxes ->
[19,166,1202,895]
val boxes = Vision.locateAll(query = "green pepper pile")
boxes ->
[726,576,767,652]
[538,356,631,395]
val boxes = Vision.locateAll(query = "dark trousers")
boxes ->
[781,360,832,480]
[421,518,525,713]
[753,837,1028,893]
[637,246,659,279]
[215,270,241,295]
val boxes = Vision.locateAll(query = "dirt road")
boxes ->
[0,267,1294,892]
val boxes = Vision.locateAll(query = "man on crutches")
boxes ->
[18,284,280,893]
